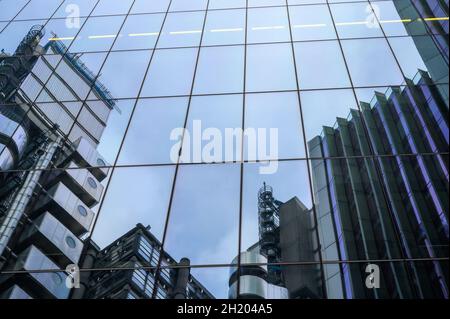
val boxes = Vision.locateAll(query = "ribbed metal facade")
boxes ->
[308,71,449,299]
[393,0,449,106]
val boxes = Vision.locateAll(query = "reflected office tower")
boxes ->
[229,184,322,299]
[0,26,117,299]
[393,0,449,106]
[80,224,214,300]
[308,70,449,299]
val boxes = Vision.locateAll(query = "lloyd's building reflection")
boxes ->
[0,25,117,298]
[0,26,214,300]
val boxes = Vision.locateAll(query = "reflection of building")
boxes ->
[393,0,449,106]
[229,184,322,299]
[308,71,449,299]
[79,224,214,300]
[0,26,116,299]
[229,244,289,299]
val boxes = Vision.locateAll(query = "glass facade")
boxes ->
[0,0,448,299]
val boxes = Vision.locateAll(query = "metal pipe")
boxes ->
[70,246,97,299]
[0,137,60,258]
[172,258,191,299]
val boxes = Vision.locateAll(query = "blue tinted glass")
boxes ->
[341,38,405,86]
[97,50,153,99]
[70,15,126,52]
[141,48,198,97]
[193,46,245,95]
[157,11,205,48]
[113,14,164,50]
[209,0,246,9]
[0,0,30,21]
[169,0,208,12]
[93,166,174,247]
[245,92,306,160]
[131,0,170,13]
[92,0,134,16]
[248,6,290,44]
[15,0,63,20]
[331,1,384,39]
[203,9,246,46]
[295,40,351,89]
[165,163,240,265]
[118,97,189,165]
[289,4,337,41]
[248,0,286,7]
[54,0,97,18]
[246,43,297,92]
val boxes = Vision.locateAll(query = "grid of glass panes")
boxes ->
[137,236,160,267]
[131,262,156,298]
[0,0,448,299]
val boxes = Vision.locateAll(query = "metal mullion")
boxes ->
[0,0,32,32]
[325,0,422,298]
[81,0,177,300]
[2,147,449,177]
[6,32,449,59]
[3,151,449,179]
[153,0,213,299]
[64,1,139,159]
[2,79,450,110]
[0,0,397,24]
[236,0,250,301]
[284,0,329,299]
[1,256,448,276]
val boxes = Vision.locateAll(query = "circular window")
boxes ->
[97,158,106,166]
[52,273,63,285]
[77,205,88,217]
[65,236,77,249]
[87,177,97,189]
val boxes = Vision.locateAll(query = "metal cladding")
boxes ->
[0,107,29,171]
[0,245,70,299]
[0,26,116,299]
[308,71,449,299]
[0,25,44,101]
[279,198,322,299]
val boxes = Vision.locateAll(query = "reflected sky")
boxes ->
[92,165,175,248]
[164,163,241,266]
[118,97,188,165]
[301,89,358,140]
